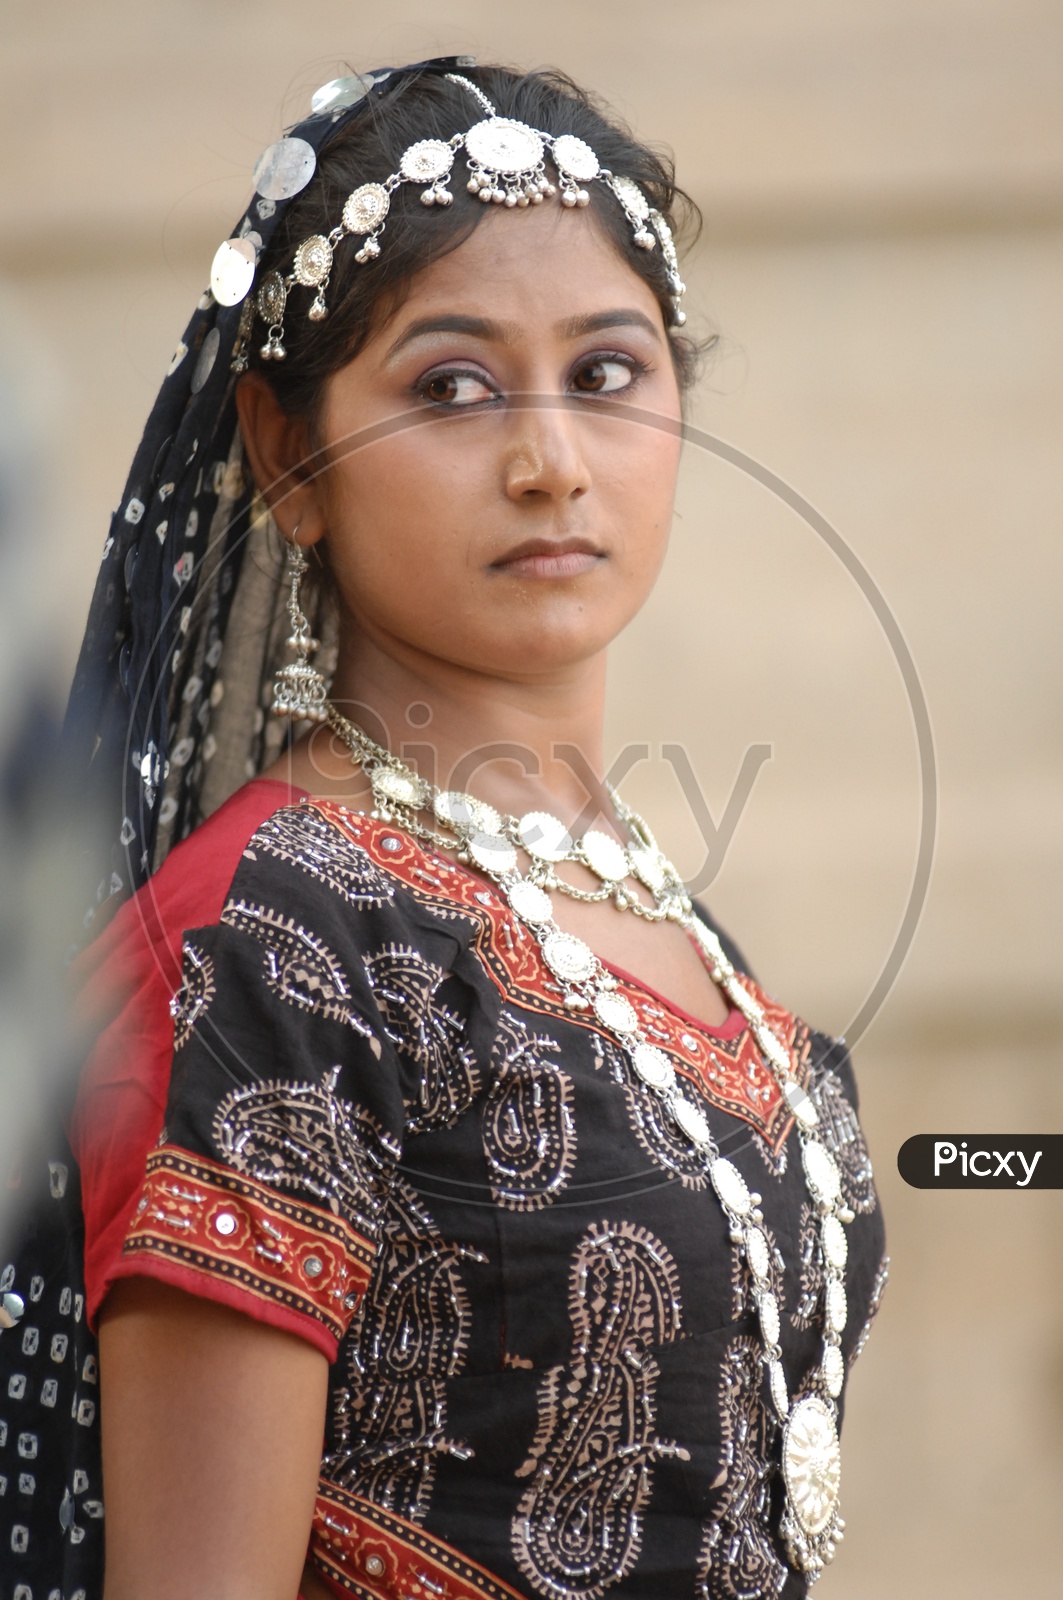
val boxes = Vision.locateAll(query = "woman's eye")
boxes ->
[570,358,638,395]
[420,370,496,406]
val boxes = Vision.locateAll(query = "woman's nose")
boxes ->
[502,398,590,503]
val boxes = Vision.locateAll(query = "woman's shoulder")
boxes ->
[71,775,305,1015]
[73,778,309,1003]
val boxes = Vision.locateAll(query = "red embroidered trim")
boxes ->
[122,1146,375,1344]
[311,1480,526,1600]
[310,804,803,1149]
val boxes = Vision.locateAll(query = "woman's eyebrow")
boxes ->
[384,314,518,361]
[556,309,662,342]
[384,307,662,364]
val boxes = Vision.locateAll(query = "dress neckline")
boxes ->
[598,954,746,1044]
[283,787,746,1049]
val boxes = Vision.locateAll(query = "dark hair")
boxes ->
[250,63,705,423]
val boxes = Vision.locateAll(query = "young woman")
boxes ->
[1,58,886,1600]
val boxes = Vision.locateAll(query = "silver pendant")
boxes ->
[780,1397,844,1576]
[745,1226,771,1281]
[629,843,667,893]
[825,1278,848,1334]
[610,174,650,220]
[757,1289,781,1347]
[821,1344,845,1399]
[400,139,455,185]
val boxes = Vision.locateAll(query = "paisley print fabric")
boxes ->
[326,1179,485,1522]
[483,1011,576,1210]
[513,1221,687,1599]
[362,943,481,1134]
[66,787,886,1599]
[695,1338,788,1600]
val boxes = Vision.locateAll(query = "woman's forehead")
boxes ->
[382,204,665,338]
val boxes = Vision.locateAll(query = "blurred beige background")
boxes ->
[3,0,1062,1593]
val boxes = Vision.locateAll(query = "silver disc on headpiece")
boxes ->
[465,118,544,175]
[400,140,455,184]
[253,138,317,201]
[190,328,220,395]
[210,237,257,306]
[552,135,600,184]
[311,73,379,115]
[609,175,650,220]
[343,184,390,236]
[293,235,333,287]
[257,271,288,325]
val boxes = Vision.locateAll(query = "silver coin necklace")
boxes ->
[325,703,853,1580]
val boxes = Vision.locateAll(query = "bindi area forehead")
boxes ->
[376,203,668,346]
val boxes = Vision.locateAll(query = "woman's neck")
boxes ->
[276,631,615,833]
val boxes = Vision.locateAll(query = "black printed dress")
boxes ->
[71,780,888,1600]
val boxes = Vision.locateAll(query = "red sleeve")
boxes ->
[70,779,309,1337]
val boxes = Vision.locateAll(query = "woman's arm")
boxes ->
[99,1277,328,1600]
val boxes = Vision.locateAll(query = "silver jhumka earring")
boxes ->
[271,534,329,722]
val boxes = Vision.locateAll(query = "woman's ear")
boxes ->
[235,373,328,546]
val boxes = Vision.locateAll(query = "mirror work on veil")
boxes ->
[0,57,887,1600]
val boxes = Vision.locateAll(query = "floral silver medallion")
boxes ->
[400,139,454,184]
[780,1397,843,1576]
[292,235,332,287]
[342,183,390,236]
[552,134,600,183]
[542,931,596,983]
[256,271,287,326]
[465,116,544,175]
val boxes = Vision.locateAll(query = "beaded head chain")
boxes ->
[214,72,687,373]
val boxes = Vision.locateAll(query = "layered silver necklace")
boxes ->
[325,703,852,1580]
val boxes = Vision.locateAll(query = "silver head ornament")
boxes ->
[217,72,687,373]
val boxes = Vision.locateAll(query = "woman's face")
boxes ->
[302,203,683,685]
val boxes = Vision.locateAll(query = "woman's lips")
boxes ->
[491,541,603,580]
